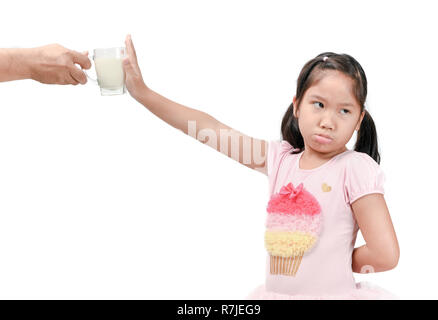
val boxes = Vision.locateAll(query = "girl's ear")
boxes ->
[293,96,299,118]
[355,110,365,131]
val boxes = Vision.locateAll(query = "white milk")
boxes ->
[94,57,125,89]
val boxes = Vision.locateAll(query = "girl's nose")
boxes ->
[319,112,335,129]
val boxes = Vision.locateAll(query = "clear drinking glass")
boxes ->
[84,47,126,96]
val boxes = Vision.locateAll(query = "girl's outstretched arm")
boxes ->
[122,35,268,175]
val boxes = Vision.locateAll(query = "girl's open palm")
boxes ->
[123,34,147,99]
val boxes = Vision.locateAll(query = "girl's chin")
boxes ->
[307,142,339,153]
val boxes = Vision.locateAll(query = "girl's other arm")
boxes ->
[122,35,268,175]
[351,194,400,273]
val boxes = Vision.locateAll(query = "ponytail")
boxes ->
[281,101,304,155]
[354,110,381,164]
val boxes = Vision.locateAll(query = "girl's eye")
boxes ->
[313,101,350,115]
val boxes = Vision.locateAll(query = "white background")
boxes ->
[0,0,436,299]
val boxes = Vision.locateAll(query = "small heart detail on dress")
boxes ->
[321,183,332,192]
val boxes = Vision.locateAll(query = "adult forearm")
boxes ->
[0,48,32,82]
[352,244,396,273]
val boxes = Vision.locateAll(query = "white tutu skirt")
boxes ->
[246,281,400,300]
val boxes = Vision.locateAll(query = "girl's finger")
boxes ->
[125,34,137,61]
[123,56,136,75]
[130,35,138,60]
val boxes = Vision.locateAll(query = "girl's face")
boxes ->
[293,70,365,156]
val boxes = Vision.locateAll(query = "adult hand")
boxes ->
[29,44,92,85]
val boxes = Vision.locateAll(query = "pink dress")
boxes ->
[246,140,400,300]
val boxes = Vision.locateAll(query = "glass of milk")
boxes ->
[85,47,126,96]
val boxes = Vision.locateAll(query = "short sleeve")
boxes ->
[344,152,386,205]
[267,139,296,177]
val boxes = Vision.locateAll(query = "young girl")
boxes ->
[122,35,400,300]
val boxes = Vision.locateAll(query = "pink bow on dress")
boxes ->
[279,182,303,199]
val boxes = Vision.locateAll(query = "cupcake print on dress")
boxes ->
[265,182,322,276]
